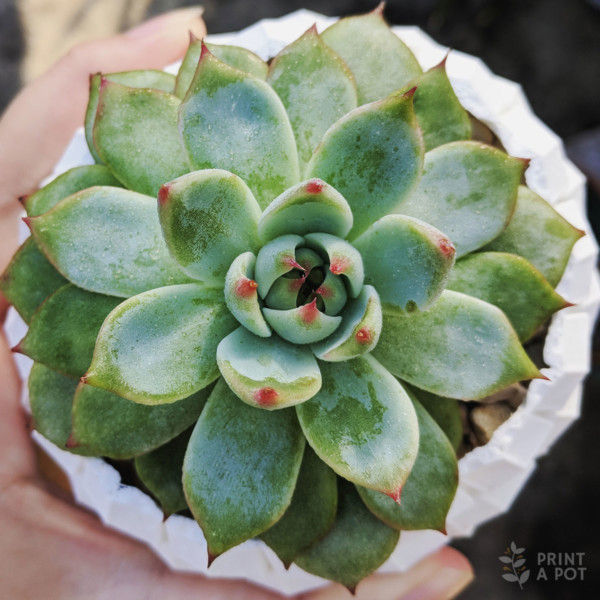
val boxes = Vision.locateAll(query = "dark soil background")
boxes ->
[1,0,598,597]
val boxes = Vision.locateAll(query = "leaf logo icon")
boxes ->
[499,542,528,589]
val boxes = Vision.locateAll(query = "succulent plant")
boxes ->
[1,5,583,591]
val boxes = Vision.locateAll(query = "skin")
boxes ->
[0,8,473,599]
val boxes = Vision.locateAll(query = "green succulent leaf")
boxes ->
[255,234,304,298]
[72,382,210,459]
[307,89,424,239]
[295,479,400,592]
[316,270,348,316]
[264,275,304,311]
[16,284,120,377]
[217,327,322,409]
[357,393,458,532]
[174,39,268,99]
[260,446,337,568]
[134,427,193,516]
[296,356,419,498]
[86,71,176,163]
[398,141,525,257]
[400,58,471,151]
[179,45,299,209]
[448,251,568,341]
[158,169,261,284]
[312,285,382,361]
[267,25,357,172]
[28,363,93,455]
[24,165,121,216]
[28,186,190,297]
[93,81,189,196]
[85,285,237,404]
[304,233,365,297]
[258,179,353,242]
[224,252,271,337]
[354,214,456,312]
[0,238,67,323]
[182,380,305,559]
[483,185,584,287]
[321,7,421,105]
[374,290,541,400]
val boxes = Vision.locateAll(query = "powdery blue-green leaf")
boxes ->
[397,141,525,257]
[85,285,237,404]
[255,234,304,298]
[483,185,584,287]
[321,7,421,105]
[373,290,541,400]
[294,479,399,593]
[267,25,357,172]
[357,394,458,532]
[307,89,424,239]
[353,214,456,312]
[27,187,190,297]
[0,238,67,323]
[312,285,382,361]
[24,165,121,216]
[182,380,305,559]
[93,81,189,196]
[447,251,568,341]
[315,270,347,316]
[72,382,210,459]
[217,327,321,409]
[134,427,193,516]
[258,179,353,242]
[86,71,175,163]
[264,275,305,311]
[400,58,471,151]
[224,252,271,337]
[16,284,120,378]
[179,45,299,209]
[296,356,419,498]
[174,38,268,99]
[158,169,261,284]
[260,446,337,568]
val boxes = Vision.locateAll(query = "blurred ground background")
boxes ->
[1,0,598,597]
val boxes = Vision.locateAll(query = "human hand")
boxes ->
[0,8,473,599]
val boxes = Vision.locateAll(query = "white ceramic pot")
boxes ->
[5,9,600,596]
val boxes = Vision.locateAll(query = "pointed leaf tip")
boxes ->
[436,51,450,69]
[11,342,22,354]
[371,2,386,16]
[299,298,320,323]
[537,373,551,381]
[207,551,218,568]
[384,486,402,504]
[517,157,531,169]
[306,23,318,35]
[403,85,418,99]
[437,527,448,535]
[305,179,324,194]
[22,216,32,229]
[65,433,79,448]
[17,194,29,207]
[200,41,211,60]
[157,183,171,205]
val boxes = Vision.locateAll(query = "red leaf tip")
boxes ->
[11,342,22,354]
[299,297,319,324]
[517,157,531,169]
[563,300,575,308]
[355,327,372,345]
[207,551,218,568]
[235,277,258,298]
[437,526,448,536]
[537,373,551,381]
[438,237,455,258]
[329,257,349,275]
[80,374,88,385]
[305,179,324,194]
[371,2,386,16]
[21,216,32,229]
[385,486,402,504]
[200,41,211,60]
[99,76,109,91]
[254,387,279,407]
[283,256,306,272]
[436,51,450,69]
[403,86,418,100]
[157,184,171,205]
[65,433,79,449]
[305,23,318,35]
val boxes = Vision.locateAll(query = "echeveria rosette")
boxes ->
[1,7,583,592]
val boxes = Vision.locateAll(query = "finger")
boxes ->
[299,546,473,600]
[0,6,206,207]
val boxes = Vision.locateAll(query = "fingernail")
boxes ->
[125,6,204,39]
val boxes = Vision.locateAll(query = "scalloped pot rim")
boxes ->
[4,9,599,597]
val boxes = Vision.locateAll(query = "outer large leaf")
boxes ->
[85,71,175,162]
[373,290,541,400]
[307,89,424,239]
[28,187,190,297]
[174,39,268,99]
[24,165,120,216]
[484,185,584,287]
[296,356,419,498]
[353,214,455,312]
[447,252,568,341]
[16,284,120,377]
[260,446,337,567]
[85,285,237,404]
[217,327,322,409]
[0,238,66,323]
[179,45,299,209]
[397,142,525,257]
[182,380,305,559]
[267,25,357,172]
[158,169,261,283]
[134,427,193,516]
[93,81,189,196]
[321,8,421,105]
[358,394,458,532]
[294,479,399,592]
[72,382,210,459]
[400,58,471,151]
